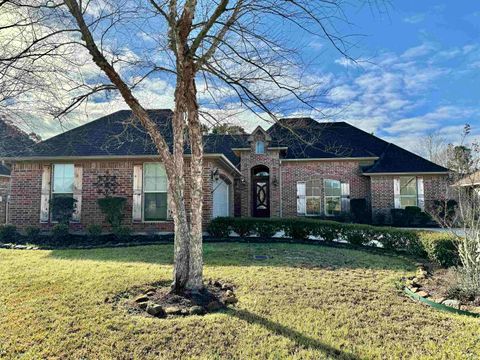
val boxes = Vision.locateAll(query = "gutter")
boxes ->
[362,171,450,176]
[3,153,241,176]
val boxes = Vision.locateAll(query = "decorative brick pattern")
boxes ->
[8,158,232,232]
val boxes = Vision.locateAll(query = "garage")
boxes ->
[212,177,230,218]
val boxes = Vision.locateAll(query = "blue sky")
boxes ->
[293,1,480,151]
[21,1,479,155]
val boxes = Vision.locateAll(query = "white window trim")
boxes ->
[142,162,169,222]
[324,179,341,217]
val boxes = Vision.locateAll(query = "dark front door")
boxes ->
[252,166,270,217]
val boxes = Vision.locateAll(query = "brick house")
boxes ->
[2,109,450,232]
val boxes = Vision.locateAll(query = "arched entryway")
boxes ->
[251,165,270,217]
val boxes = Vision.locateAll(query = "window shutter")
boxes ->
[417,177,425,210]
[297,182,306,215]
[72,165,83,222]
[341,182,350,212]
[393,178,401,209]
[132,164,143,222]
[40,165,51,223]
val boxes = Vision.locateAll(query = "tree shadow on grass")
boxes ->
[47,242,414,272]
[227,308,361,359]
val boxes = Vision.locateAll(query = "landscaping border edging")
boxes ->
[404,287,480,318]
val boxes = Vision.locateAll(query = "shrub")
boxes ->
[113,226,132,242]
[230,219,253,238]
[254,219,278,238]
[391,206,431,227]
[25,226,41,242]
[341,224,373,246]
[86,224,102,240]
[51,224,69,245]
[417,231,458,267]
[282,219,311,240]
[0,225,18,243]
[50,197,77,224]
[350,199,371,224]
[207,217,232,238]
[312,221,341,242]
[97,197,127,230]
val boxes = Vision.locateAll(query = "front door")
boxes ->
[252,166,270,217]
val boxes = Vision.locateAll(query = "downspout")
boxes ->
[279,159,282,218]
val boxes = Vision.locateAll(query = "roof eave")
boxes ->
[4,153,241,176]
[363,171,450,176]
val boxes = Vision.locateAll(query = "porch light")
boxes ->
[272,175,278,187]
[211,168,220,181]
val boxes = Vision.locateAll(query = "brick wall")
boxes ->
[0,176,10,224]
[9,158,229,233]
[280,160,371,217]
[238,138,282,217]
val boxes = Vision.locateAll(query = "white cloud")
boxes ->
[403,14,425,24]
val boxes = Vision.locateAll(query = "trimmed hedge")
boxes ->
[207,217,459,267]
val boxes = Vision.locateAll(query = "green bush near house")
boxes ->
[207,217,459,267]
[390,206,431,227]
[25,226,41,242]
[417,231,459,267]
[0,225,18,243]
[51,224,70,246]
[86,224,102,240]
[50,197,77,224]
[97,197,127,230]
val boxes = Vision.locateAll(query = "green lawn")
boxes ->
[1,243,479,359]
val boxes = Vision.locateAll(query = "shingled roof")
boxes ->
[11,109,245,167]
[7,109,448,174]
[0,116,36,176]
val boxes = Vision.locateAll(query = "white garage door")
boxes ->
[212,178,229,218]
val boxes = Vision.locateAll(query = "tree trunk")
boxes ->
[170,59,204,293]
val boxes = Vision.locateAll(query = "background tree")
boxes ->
[211,123,246,135]
[0,0,377,293]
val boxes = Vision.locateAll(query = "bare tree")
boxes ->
[415,132,448,167]
[0,0,375,293]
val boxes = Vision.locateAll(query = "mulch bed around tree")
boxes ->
[110,279,238,318]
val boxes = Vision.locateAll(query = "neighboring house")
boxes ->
[454,170,480,196]
[0,117,35,224]
[3,109,450,232]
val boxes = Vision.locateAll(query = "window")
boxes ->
[324,179,341,216]
[52,164,74,221]
[255,141,265,154]
[143,163,168,221]
[400,176,418,208]
[53,164,75,196]
[305,179,321,215]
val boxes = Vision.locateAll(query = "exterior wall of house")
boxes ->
[370,174,450,223]
[280,160,371,217]
[8,158,233,232]
[0,176,10,224]
[238,133,282,217]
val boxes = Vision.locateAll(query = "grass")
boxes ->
[1,243,480,359]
